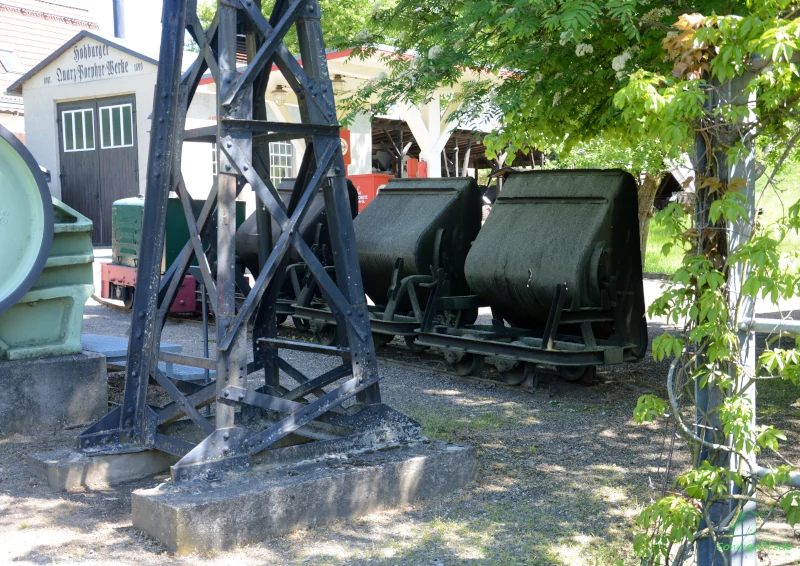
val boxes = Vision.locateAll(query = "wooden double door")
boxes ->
[57,95,139,245]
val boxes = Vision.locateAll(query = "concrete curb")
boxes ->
[132,441,477,554]
[28,449,178,491]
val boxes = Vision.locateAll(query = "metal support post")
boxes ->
[79,0,400,486]
[695,74,758,566]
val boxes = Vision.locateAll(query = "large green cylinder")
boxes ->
[0,125,94,360]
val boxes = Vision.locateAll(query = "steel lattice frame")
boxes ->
[79,0,386,483]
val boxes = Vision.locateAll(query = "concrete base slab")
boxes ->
[132,441,476,554]
[0,351,107,434]
[28,449,178,491]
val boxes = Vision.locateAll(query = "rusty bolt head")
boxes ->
[223,432,230,441]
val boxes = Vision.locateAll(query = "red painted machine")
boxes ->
[101,263,198,313]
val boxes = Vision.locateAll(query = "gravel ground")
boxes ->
[2,288,800,564]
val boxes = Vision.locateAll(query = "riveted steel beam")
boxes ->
[80,0,388,485]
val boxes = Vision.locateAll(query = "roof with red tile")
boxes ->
[0,0,98,112]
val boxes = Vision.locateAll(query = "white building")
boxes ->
[7,29,509,244]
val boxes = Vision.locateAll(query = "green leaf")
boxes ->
[634,394,669,423]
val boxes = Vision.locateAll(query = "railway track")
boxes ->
[92,296,596,393]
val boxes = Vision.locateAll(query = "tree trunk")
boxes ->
[637,172,659,267]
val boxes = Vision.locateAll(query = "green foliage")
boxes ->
[633,495,701,560]
[633,394,669,423]
[350,0,800,560]
[624,4,800,561]
[346,0,694,165]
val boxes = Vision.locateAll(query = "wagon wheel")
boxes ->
[450,354,484,377]
[499,362,535,386]
[458,307,479,327]
[314,324,339,346]
[123,287,135,310]
[372,333,395,348]
[634,323,649,359]
[292,316,310,331]
[404,335,429,353]
[557,365,597,384]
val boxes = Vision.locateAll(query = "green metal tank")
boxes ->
[464,169,647,356]
[112,196,246,272]
[354,177,482,308]
[0,125,94,360]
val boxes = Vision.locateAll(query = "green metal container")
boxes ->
[0,198,94,360]
[464,169,647,356]
[354,177,481,308]
[112,196,246,273]
[111,196,144,268]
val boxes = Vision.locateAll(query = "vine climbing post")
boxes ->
[694,73,758,566]
[724,74,757,566]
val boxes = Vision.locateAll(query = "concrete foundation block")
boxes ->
[132,441,476,554]
[0,351,107,434]
[27,449,178,491]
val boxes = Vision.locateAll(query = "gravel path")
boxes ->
[1,296,799,564]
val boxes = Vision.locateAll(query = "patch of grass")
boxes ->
[400,404,534,441]
[19,522,29,529]
[549,400,610,413]
[644,219,686,274]
[643,161,800,275]
[756,375,800,420]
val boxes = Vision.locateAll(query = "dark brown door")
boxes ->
[58,100,102,242]
[58,95,139,245]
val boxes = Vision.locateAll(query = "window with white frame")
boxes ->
[211,142,218,177]
[99,103,134,149]
[61,109,95,152]
[269,141,293,186]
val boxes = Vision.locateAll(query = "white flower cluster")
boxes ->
[559,30,573,46]
[428,45,443,60]
[575,43,593,57]
[533,72,543,83]
[397,31,407,43]
[552,91,561,106]
[642,6,672,20]
[612,50,633,80]
[611,50,632,71]
[505,7,516,15]
[355,29,371,43]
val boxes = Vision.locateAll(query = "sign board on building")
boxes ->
[38,38,149,88]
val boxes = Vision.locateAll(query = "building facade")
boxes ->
[0,0,99,141]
